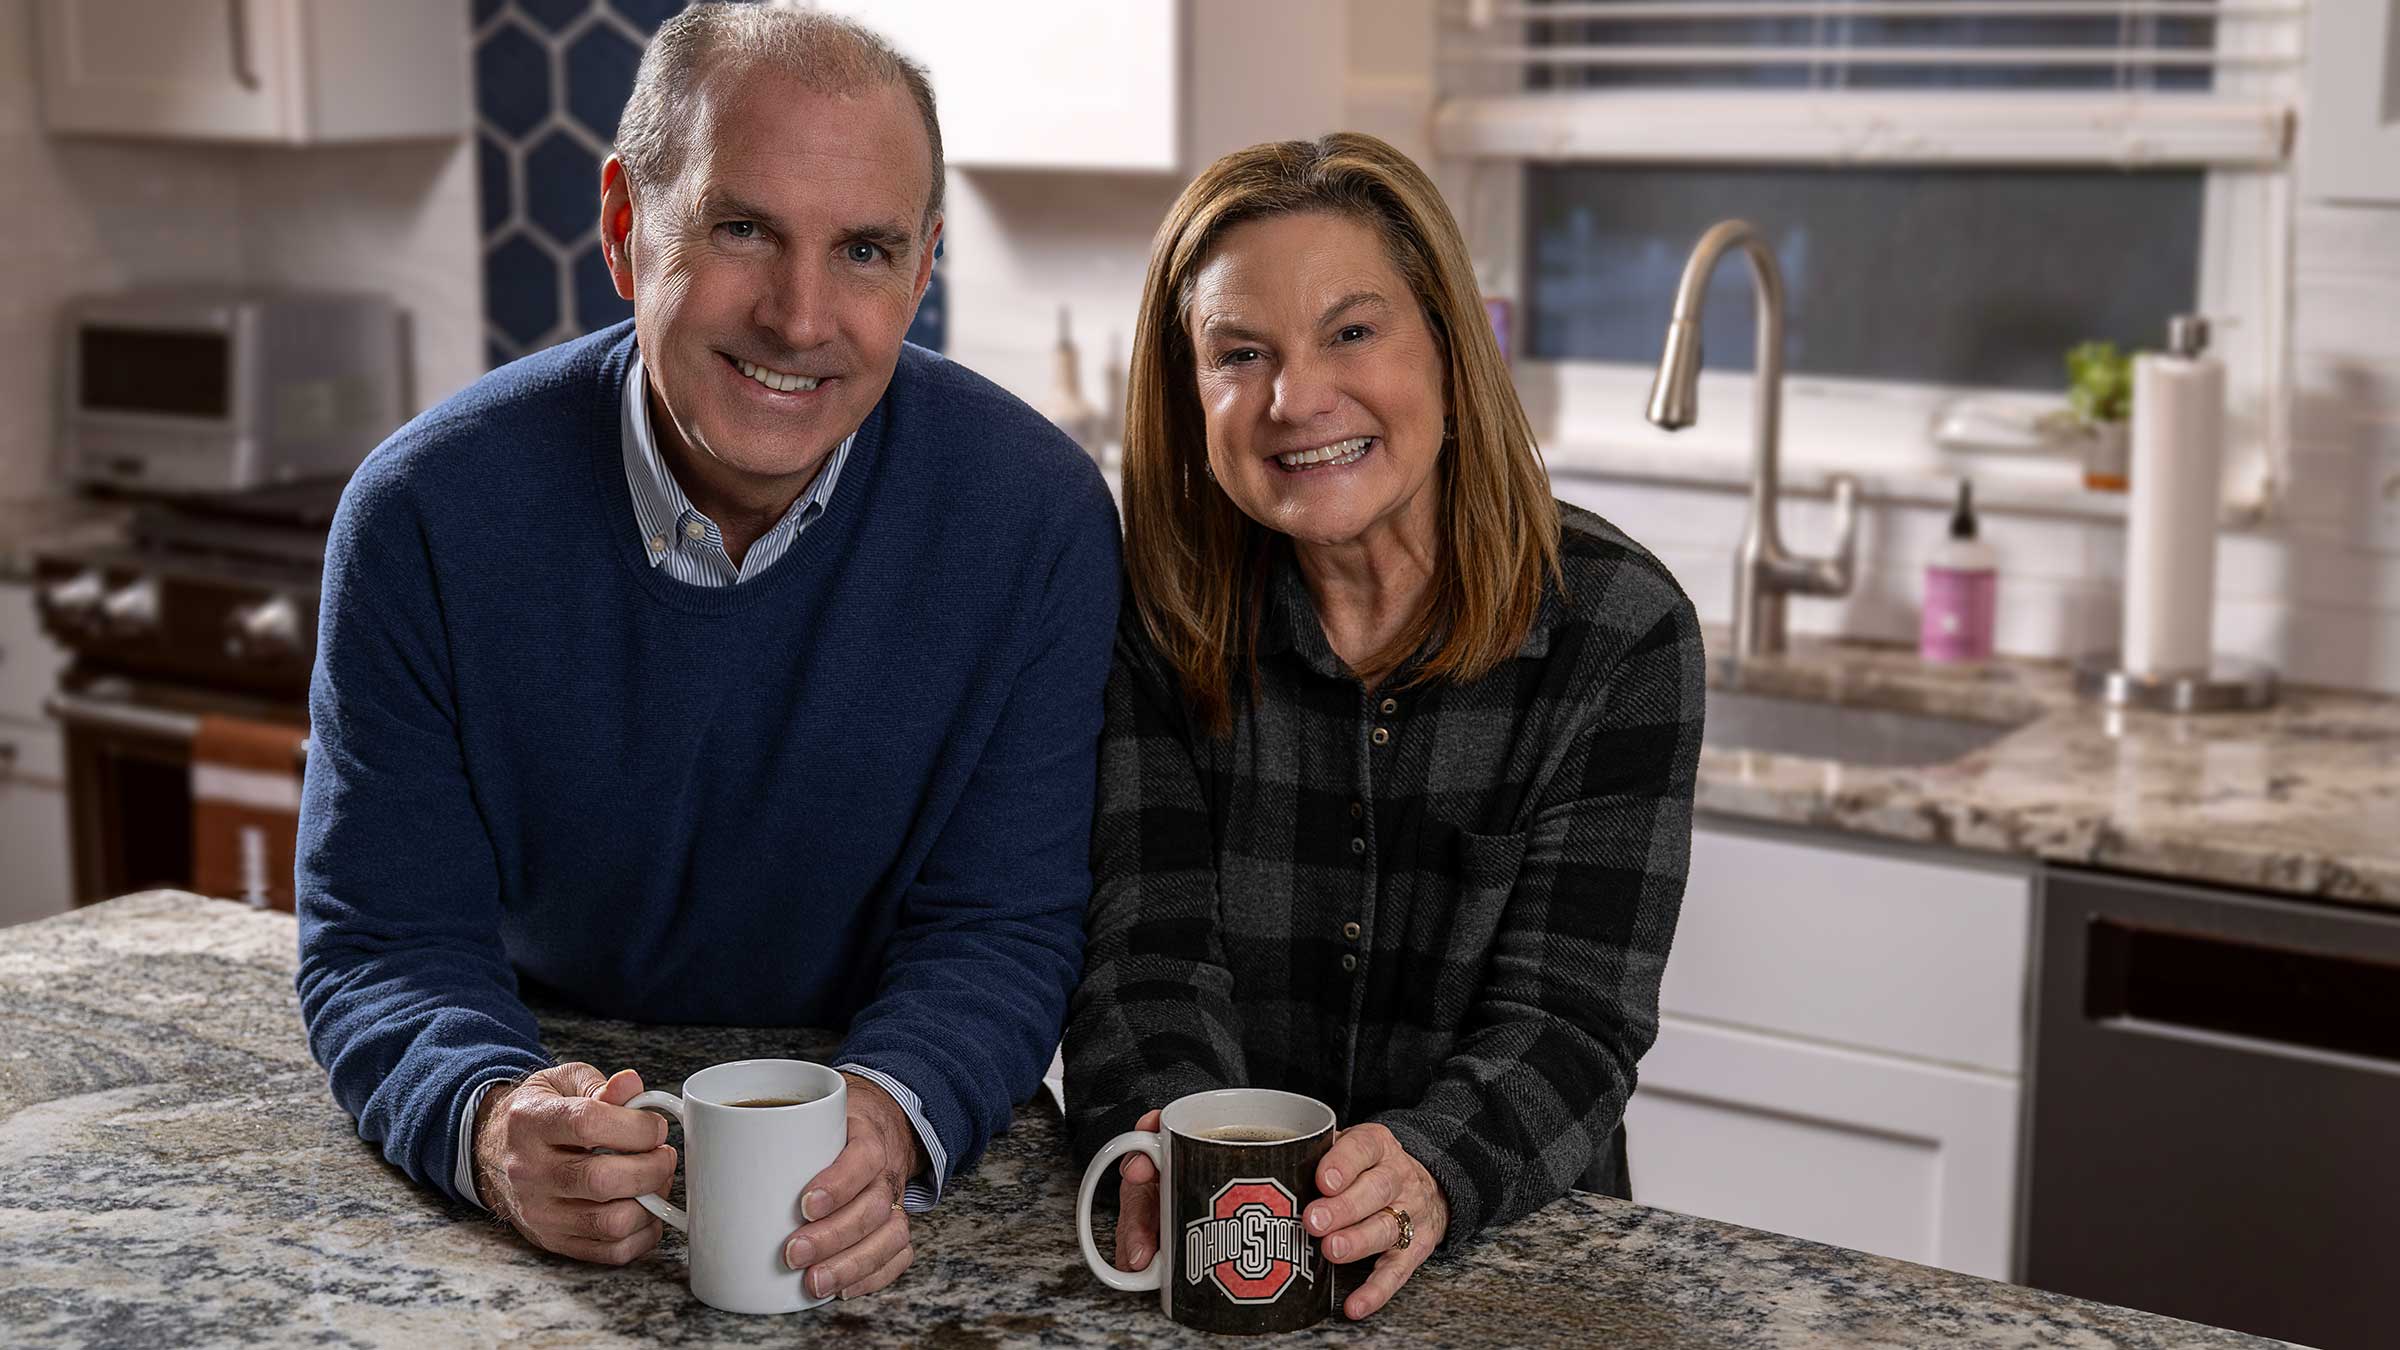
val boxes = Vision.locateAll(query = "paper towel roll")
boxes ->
[2121,349,2225,677]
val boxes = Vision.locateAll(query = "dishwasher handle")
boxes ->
[2086,916,2400,1070]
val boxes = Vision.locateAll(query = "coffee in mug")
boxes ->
[625,1060,847,1315]
[1077,1088,1337,1334]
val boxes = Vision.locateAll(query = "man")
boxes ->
[295,4,1117,1302]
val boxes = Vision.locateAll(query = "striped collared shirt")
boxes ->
[620,348,853,586]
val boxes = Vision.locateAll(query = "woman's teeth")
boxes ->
[735,358,820,393]
[1275,437,1373,470]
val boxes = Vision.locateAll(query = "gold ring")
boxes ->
[1382,1205,1413,1251]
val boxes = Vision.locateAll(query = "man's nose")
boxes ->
[754,256,831,353]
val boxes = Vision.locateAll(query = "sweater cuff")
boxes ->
[834,1063,948,1211]
[449,1064,542,1209]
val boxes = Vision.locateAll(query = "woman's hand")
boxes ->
[1304,1123,1451,1320]
[1112,1108,1166,1271]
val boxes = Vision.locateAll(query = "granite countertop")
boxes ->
[1694,628,2400,907]
[0,892,2282,1349]
[0,495,129,582]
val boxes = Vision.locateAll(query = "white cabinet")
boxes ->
[2301,0,2400,202]
[0,581,69,725]
[37,0,469,145]
[1626,818,2035,1280]
[817,0,1430,173]
[0,585,72,926]
[0,721,71,928]
[1627,1020,2021,1278]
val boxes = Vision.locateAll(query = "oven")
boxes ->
[34,482,335,911]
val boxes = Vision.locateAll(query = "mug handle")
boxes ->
[624,1090,687,1233]
[1078,1130,1165,1292]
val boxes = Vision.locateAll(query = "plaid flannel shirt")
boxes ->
[1064,503,1706,1247]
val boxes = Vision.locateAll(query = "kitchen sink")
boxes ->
[1703,689,2025,769]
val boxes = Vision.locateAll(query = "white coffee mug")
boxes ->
[626,1059,847,1315]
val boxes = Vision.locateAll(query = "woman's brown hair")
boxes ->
[1121,132,1561,735]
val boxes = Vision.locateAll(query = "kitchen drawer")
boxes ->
[0,771,71,926]
[1668,819,2036,1074]
[0,582,69,724]
[1627,1014,2021,1280]
[0,717,65,786]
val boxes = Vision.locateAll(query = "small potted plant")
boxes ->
[2060,339,2133,490]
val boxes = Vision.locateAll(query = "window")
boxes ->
[1435,0,2306,501]
[1525,163,2204,388]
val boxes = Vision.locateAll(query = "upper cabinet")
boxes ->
[2301,0,2400,202]
[37,0,469,145]
[814,0,1433,175]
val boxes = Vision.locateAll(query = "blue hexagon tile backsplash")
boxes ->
[471,0,945,370]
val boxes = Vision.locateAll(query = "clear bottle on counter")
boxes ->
[1921,478,1999,665]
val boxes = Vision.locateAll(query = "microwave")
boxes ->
[61,288,406,495]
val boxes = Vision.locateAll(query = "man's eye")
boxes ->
[720,221,758,240]
[846,241,888,263]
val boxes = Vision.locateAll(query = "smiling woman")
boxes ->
[1065,132,1709,1324]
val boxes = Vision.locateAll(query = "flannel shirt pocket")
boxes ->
[1407,828,1528,1029]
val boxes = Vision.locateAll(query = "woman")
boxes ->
[1063,133,1706,1321]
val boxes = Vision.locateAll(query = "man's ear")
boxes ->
[600,157,637,302]
[912,214,944,309]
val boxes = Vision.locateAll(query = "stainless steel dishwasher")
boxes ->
[2025,865,2400,1349]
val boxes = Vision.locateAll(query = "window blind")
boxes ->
[1435,0,2306,165]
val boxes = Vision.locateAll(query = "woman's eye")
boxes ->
[1219,348,1261,367]
[846,241,887,264]
[1337,324,1370,342]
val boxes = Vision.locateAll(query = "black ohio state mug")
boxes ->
[1078,1089,1337,1334]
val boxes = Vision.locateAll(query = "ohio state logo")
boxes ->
[1181,1178,1317,1303]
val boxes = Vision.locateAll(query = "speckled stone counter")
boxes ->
[1696,629,2400,907]
[1,893,2284,1348]
[0,496,128,582]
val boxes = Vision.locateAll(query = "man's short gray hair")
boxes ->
[615,2,944,223]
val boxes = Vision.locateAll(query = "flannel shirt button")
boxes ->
[1379,697,1398,715]
[1371,727,1390,746]
[1343,921,1361,941]
[1348,801,1362,820]
[1341,954,1358,973]
[1349,836,1366,856]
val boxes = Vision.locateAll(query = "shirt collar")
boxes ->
[620,348,851,573]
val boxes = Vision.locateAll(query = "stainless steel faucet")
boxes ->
[1646,219,1860,662]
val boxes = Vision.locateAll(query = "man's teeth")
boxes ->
[1276,437,1373,470]
[735,359,820,393]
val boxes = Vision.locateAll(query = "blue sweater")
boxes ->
[295,323,1120,1202]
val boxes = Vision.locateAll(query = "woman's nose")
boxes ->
[1270,353,1339,425]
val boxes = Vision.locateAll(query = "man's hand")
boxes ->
[779,1073,926,1301]
[472,1063,675,1265]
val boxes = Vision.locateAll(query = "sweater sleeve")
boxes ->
[1060,617,1252,1167]
[1372,587,1707,1247]
[831,485,1121,1187]
[294,471,552,1204]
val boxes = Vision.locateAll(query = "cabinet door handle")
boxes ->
[0,740,17,777]
[229,0,261,92]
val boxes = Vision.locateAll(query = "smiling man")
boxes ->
[294,3,1118,1303]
